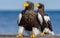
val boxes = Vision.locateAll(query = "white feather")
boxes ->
[38,13,43,24]
[32,27,40,35]
[18,26,24,34]
[18,13,22,24]
[44,16,50,22]
[43,28,55,35]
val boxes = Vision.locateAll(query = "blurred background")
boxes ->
[0,0,60,35]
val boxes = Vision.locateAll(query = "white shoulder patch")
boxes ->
[18,13,22,24]
[44,16,50,22]
[38,13,43,24]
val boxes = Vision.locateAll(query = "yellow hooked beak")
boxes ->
[23,2,29,7]
[35,4,40,8]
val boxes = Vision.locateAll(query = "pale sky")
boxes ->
[0,0,60,10]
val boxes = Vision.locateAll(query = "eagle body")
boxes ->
[35,3,55,35]
[19,10,41,31]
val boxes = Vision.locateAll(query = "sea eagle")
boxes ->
[16,1,41,38]
[35,3,54,35]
